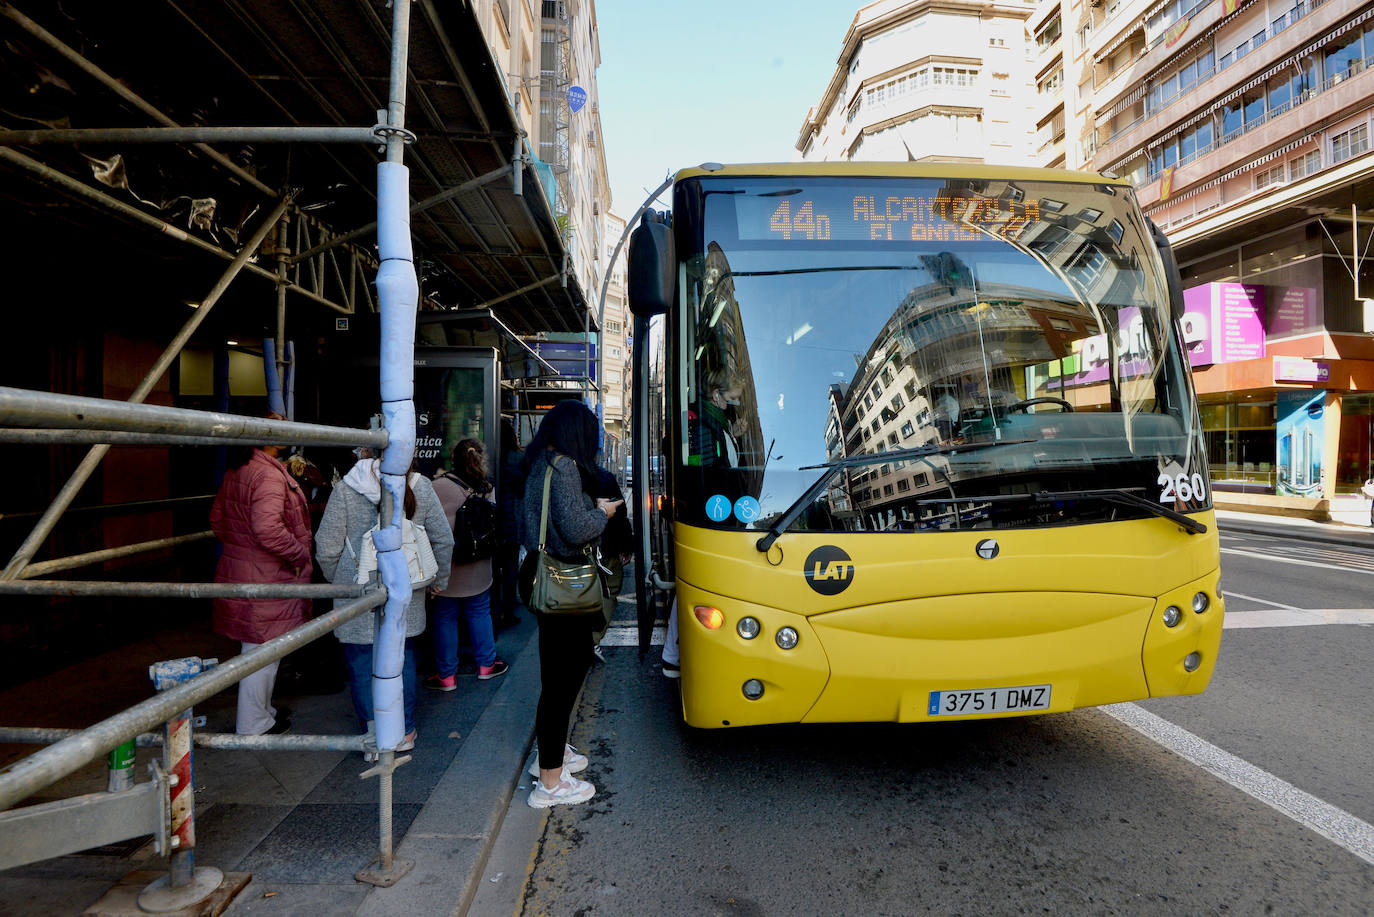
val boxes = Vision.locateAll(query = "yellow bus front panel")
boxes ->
[673,517,1222,729]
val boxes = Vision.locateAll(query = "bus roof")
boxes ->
[672,162,1131,188]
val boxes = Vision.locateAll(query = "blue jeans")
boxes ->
[432,590,496,675]
[343,639,417,736]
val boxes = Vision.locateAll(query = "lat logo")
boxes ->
[803,546,854,595]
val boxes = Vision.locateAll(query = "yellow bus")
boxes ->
[626,163,1222,729]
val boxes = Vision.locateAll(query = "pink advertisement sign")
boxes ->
[1180,282,1266,367]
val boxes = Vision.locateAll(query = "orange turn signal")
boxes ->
[693,604,724,630]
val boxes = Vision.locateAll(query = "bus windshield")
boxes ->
[675,174,1207,533]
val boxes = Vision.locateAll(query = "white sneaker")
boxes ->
[527,773,595,808]
[528,743,589,778]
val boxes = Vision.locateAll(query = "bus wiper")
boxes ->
[1043,487,1207,534]
[754,439,1035,553]
[918,487,1207,534]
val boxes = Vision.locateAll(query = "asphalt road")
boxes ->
[473,523,1374,916]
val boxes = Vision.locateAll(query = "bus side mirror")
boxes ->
[628,212,674,317]
[1148,218,1185,323]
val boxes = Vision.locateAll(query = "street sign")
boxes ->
[568,85,586,113]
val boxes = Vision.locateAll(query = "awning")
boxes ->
[1093,22,1144,64]
[0,0,590,335]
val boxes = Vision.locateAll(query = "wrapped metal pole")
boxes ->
[355,0,417,889]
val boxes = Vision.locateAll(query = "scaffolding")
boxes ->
[0,0,586,908]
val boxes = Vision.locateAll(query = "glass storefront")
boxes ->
[1201,400,1276,492]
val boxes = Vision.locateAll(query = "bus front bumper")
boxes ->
[675,574,1222,729]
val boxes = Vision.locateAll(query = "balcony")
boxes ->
[1098,0,1344,168]
[1136,55,1374,210]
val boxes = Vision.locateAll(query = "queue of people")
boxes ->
[208,401,628,810]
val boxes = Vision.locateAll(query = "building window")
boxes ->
[871,381,883,399]
[896,478,911,492]
[1333,124,1370,165]
[1289,150,1321,179]
[604,319,622,333]
[905,381,918,401]
[1254,164,1285,190]
[915,472,929,487]
[901,421,916,439]
[871,418,881,434]
[883,484,895,496]
[1069,243,1108,286]
[607,345,622,359]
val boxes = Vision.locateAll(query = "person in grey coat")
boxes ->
[517,402,619,809]
[316,451,453,754]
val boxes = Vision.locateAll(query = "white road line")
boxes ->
[1223,608,1374,629]
[1222,547,1374,574]
[599,625,666,647]
[1101,702,1374,867]
[1223,591,1298,610]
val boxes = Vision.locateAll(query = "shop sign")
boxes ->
[1273,356,1329,383]
[1180,282,1265,367]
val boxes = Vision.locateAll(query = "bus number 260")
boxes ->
[1158,472,1207,504]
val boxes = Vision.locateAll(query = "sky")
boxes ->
[593,0,861,217]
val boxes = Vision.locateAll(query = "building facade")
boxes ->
[1031,0,1374,510]
[797,0,1040,165]
[602,210,630,471]
[475,0,612,333]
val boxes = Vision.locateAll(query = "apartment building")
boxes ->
[601,211,630,470]
[797,0,1040,164]
[474,0,612,332]
[1033,0,1374,508]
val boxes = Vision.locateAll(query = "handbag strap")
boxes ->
[537,465,554,553]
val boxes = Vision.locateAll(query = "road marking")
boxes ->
[1222,547,1374,575]
[599,625,666,647]
[1223,590,1298,610]
[1102,703,1374,867]
[1223,608,1374,628]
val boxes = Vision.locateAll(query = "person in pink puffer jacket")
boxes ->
[210,434,312,735]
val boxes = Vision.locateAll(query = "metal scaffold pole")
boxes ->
[0,194,294,582]
[355,0,419,888]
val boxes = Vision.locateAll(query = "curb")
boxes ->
[355,624,539,917]
[1217,515,1374,550]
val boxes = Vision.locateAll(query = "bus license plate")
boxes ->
[928,684,1052,717]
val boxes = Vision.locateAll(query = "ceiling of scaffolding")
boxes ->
[0,0,589,334]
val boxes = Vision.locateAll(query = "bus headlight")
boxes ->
[737,616,761,639]
[694,605,724,630]
[775,627,799,650]
[742,679,765,700]
[1183,652,1201,672]
[1162,606,1182,628]
[1192,592,1209,613]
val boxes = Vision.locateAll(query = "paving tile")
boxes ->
[235,804,422,885]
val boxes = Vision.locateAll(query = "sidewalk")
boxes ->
[1216,507,1374,548]
[0,611,545,917]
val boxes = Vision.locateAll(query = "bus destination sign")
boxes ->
[738,192,1041,243]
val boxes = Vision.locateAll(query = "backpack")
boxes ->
[444,473,498,564]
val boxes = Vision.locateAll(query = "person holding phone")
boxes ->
[516,402,618,808]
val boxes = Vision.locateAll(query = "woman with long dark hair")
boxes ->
[519,401,621,808]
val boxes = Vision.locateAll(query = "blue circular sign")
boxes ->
[733,496,761,524]
[705,494,732,522]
